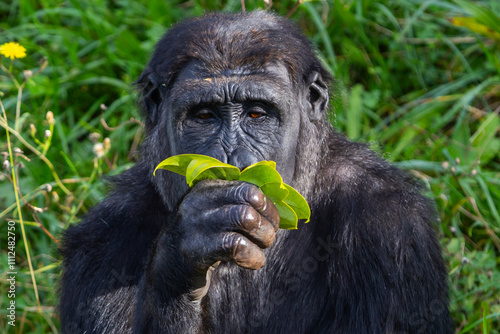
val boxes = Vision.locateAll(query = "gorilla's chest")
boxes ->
[204,240,330,332]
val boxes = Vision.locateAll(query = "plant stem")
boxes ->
[0,97,41,313]
[41,122,54,156]
[0,62,20,87]
[0,115,71,195]
[15,85,23,132]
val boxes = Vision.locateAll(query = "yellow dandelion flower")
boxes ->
[0,42,27,60]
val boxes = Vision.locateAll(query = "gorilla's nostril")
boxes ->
[227,150,259,170]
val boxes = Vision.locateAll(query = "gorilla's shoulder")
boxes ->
[60,163,165,254]
[323,133,424,194]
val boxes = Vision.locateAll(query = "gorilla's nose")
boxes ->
[227,149,259,170]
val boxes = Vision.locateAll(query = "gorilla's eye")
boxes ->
[194,109,214,120]
[246,104,267,119]
[249,112,264,119]
[198,113,213,120]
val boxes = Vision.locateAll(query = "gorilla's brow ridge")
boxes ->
[169,76,288,112]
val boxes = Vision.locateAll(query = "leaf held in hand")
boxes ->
[240,162,283,187]
[270,199,298,230]
[153,154,193,176]
[154,154,311,229]
[260,182,289,201]
[184,155,239,186]
[154,154,240,186]
[283,184,311,223]
[260,182,298,229]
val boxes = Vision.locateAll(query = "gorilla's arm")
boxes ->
[133,179,279,332]
[60,170,206,333]
[60,166,280,333]
[59,167,166,333]
[132,229,205,333]
[60,200,207,333]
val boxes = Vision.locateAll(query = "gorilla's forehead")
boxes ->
[168,59,294,109]
[174,59,291,85]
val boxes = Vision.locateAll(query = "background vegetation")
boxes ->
[1,0,499,332]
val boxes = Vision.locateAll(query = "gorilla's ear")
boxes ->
[136,71,163,125]
[306,71,329,121]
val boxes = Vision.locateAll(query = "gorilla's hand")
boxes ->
[150,179,280,300]
[177,179,280,270]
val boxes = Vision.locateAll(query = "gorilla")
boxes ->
[60,11,452,333]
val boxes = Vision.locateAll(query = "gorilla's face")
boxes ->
[162,61,302,184]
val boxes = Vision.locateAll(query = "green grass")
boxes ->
[1,0,499,332]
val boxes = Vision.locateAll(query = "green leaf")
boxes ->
[240,161,283,187]
[154,154,311,229]
[185,156,239,186]
[268,198,298,230]
[451,17,500,40]
[453,0,500,34]
[283,184,311,223]
[154,154,240,186]
[153,154,195,176]
[261,182,297,229]
[260,182,289,201]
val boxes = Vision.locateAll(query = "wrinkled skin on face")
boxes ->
[145,59,328,210]
[166,62,300,179]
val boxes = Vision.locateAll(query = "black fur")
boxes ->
[59,11,452,333]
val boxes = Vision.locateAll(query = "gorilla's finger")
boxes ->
[221,232,266,270]
[192,180,262,205]
[190,179,279,232]
[182,232,266,271]
[207,205,276,248]
[253,195,280,232]
[224,181,280,231]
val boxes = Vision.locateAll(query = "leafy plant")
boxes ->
[154,154,311,229]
